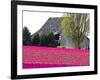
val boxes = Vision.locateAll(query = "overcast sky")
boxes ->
[23,11,63,34]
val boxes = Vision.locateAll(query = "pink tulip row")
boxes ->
[23,46,89,69]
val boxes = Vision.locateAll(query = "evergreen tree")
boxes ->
[40,33,47,46]
[32,33,40,46]
[23,27,32,45]
[40,32,59,47]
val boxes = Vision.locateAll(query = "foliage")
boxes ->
[60,13,90,48]
[40,33,47,46]
[40,32,59,47]
[57,45,65,48]
[32,33,40,46]
[23,27,59,47]
[47,32,59,47]
[23,27,32,45]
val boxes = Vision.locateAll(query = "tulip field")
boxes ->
[23,46,89,69]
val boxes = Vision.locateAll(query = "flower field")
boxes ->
[23,46,89,69]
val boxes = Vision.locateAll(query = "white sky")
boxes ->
[23,11,63,34]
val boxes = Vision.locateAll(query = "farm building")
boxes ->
[32,17,89,49]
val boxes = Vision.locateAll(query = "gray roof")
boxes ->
[32,17,61,36]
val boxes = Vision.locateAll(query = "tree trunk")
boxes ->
[74,38,80,49]
[77,40,80,49]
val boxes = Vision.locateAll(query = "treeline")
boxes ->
[23,27,60,47]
